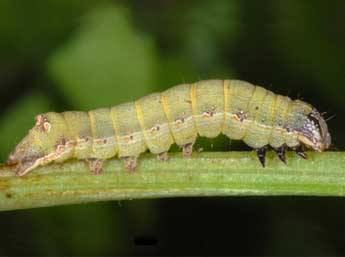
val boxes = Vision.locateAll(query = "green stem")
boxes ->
[0,151,344,211]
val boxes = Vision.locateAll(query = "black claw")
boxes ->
[296,145,308,159]
[256,147,266,167]
[275,146,287,164]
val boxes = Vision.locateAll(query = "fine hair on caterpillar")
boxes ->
[7,79,331,176]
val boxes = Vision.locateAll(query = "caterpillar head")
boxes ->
[296,107,331,152]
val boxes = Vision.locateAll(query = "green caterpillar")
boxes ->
[7,79,331,176]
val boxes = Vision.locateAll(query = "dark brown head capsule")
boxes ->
[296,107,331,152]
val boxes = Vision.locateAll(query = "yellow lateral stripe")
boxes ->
[160,93,176,143]
[267,92,279,145]
[190,83,198,131]
[87,111,96,155]
[134,101,150,149]
[109,107,120,155]
[222,80,230,132]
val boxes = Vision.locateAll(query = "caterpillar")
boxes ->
[7,79,331,176]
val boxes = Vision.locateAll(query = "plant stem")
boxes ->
[0,151,344,211]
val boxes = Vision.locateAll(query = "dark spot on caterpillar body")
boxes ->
[234,110,247,122]
[5,192,13,199]
[7,79,331,176]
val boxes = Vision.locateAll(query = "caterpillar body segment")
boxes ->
[223,80,255,140]
[161,84,197,147]
[269,95,291,148]
[89,108,118,159]
[135,93,174,155]
[191,80,225,138]
[7,79,331,176]
[242,85,269,148]
[112,102,146,158]
[62,111,93,159]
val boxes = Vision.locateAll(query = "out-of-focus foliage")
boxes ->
[0,93,51,161]
[31,204,129,255]
[0,0,92,62]
[134,0,239,86]
[0,0,344,255]
[49,5,157,109]
[273,0,345,102]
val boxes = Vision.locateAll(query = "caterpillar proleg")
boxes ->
[7,79,331,175]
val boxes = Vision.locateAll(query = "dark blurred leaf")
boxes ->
[273,0,345,104]
[133,0,239,86]
[0,0,93,63]
[31,204,130,255]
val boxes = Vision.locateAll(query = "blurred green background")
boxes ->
[0,0,344,255]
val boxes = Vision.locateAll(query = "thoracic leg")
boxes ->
[295,145,308,159]
[85,158,104,175]
[122,156,138,171]
[256,147,267,167]
[182,143,193,157]
[275,146,287,164]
